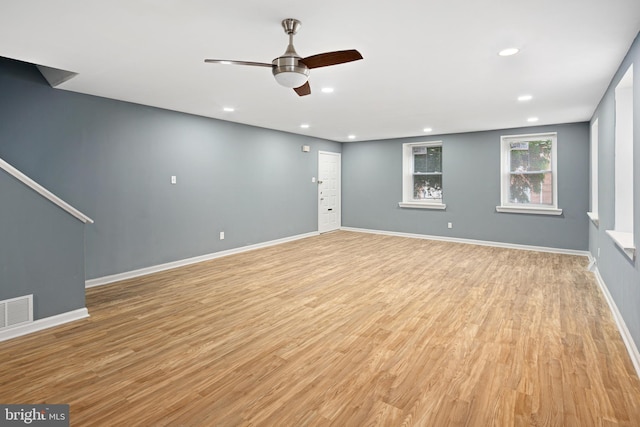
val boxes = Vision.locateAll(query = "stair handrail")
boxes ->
[0,157,93,224]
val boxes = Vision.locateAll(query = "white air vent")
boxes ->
[0,295,33,330]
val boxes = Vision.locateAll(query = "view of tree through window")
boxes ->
[509,139,552,205]
[413,146,442,200]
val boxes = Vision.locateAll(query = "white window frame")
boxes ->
[606,65,635,260]
[587,119,599,226]
[399,141,446,210]
[496,132,562,216]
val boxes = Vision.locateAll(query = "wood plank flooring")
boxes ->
[1,231,640,426]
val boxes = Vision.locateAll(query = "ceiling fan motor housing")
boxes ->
[272,56,309,88]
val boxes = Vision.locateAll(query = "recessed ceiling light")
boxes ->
[321,87,334,93]
[498,48,520,57]
[423,127,433,132]
[223,107,235,112]
[347,134,356,140]
[527,117,539,122]
[300,124,310,129]
[518,95,533,102]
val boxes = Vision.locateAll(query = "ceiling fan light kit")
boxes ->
[273,69,309,89]
[204,18,362,96]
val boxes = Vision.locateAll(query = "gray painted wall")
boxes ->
[0,58,341,282]
[589,33,640,348]
[0,169,85,319]
[342,123,589,250]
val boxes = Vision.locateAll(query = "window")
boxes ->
[587,119,599,226]
[606,65,635,260]
[496,132,562,215]
[399,141,445,209]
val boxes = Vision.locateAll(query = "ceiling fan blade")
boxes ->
[300,49,363,69]
[294,81,311,96]
[204,59,273,68]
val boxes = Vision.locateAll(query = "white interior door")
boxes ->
[318,151,341,233]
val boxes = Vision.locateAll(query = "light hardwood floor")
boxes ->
[1,231,640,426]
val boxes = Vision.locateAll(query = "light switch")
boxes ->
[171,176,177,184]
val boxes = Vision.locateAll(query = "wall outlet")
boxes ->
[219,231,225,240]
[171,175,177,184]
[447,222,453,229]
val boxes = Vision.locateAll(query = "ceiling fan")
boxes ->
[204,19,363,96]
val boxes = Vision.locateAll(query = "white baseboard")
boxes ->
[592,267,640,379]
[341,227,590,257]
[86,231,320,288]
[0,308,89,343]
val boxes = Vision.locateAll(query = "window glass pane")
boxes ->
[413,175,442,200]
[509,171,552,205]
[413,146,441,173]
[426,147,442,172]
[510,140,552,172]
[414,152,427,173]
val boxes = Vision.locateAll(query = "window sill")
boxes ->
[495,206,563,216]
[399,202,446,210]
[587,212,600,227]
[606,230,636,260]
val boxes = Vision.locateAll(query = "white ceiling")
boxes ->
[1,0,639,142]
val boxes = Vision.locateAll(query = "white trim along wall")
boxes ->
[0,308,89,343]
[341,227,588,256]
[86,232,320,288]
[591,265,640,379]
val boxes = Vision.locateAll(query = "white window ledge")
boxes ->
[587,212,600,227]
[606,230,636,260]
[399,202,446,210]
[496,206,563,216]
